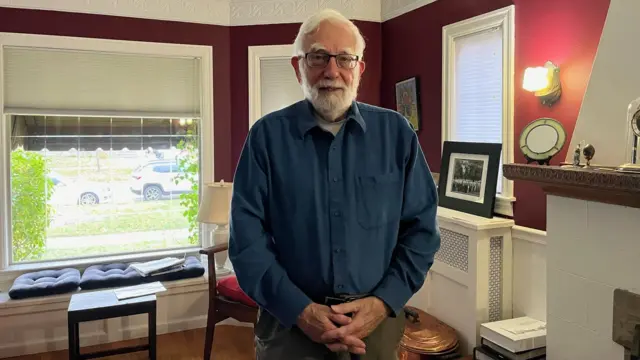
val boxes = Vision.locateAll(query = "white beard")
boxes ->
[301,67,360,121]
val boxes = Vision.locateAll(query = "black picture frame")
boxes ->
[395,76,422,132]
[438,141,502,218]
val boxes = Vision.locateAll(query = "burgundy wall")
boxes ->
[229,21,382,169]
[381,0,610,230]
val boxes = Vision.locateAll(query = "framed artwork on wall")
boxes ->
[438,141,502,218]
[395,76,421,132]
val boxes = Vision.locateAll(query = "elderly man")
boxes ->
[229,8,440,360]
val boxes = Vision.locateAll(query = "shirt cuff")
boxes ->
[371,275,413,318]
[268,283,313,328]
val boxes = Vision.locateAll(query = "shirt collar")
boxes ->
[296,100,367,138]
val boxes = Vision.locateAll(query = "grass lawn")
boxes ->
[48,199,190,238]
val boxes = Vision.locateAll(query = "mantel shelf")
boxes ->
[503,164,640,208]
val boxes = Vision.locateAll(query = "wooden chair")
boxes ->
[200,243,258,360]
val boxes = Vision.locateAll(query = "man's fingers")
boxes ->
[331,300,360,315]
[325,343,348,353]
[328,313,352,326]
[341,334,366,349]
[320,322,359,343]
[325,343,366,355]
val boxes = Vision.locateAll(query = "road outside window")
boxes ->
[9,115,201,263]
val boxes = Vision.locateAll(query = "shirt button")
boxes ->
[334,248,341,253]
[334,211,340,217]
[332,177,338,182]
[331,146,337,151]
[337,285,344,289]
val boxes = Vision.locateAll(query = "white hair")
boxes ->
[292,9,366,59]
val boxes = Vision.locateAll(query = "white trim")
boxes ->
[0,32,214,270]
[441,5,516,217]
[381,0,437,22]
[512,225,547,246]
[248,44,295,129]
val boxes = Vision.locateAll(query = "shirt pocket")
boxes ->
[355,172,403,229]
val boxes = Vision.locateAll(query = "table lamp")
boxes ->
[197,180,233,275]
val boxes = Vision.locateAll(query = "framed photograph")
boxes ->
[438,141,502,218]
[395,77,421,132]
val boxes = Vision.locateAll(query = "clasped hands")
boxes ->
[296,296,389,354]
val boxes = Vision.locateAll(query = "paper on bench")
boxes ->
[129,257,185,277]
[114,281,166,300]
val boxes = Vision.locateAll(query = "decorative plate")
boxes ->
[519,117,567,162]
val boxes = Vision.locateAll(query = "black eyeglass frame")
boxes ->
[301,52,360,69]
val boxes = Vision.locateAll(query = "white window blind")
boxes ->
[452,27,504,192]
[259,58,304,117]
[3,47,200,117]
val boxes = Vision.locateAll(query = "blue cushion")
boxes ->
[8,268,80,299]
[79,263,143,290]
[144,256,205,282]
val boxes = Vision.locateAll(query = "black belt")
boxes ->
[322,293,369,306]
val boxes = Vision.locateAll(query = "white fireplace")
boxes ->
[505,164,640,359]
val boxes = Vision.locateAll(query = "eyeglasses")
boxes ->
[303,52,359,69]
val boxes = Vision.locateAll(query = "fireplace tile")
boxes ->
[547,196,588,276]
[585,280,615,335]
[547,267,588,326]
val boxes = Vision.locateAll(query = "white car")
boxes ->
[129,160,195,201]
[48,172,112,205]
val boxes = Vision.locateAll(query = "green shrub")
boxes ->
[175,125,200,245]
[11,149,54,262]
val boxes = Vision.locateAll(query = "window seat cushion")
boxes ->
[8,268,81,300]
[78,256,205,291]
[79,263,143,290]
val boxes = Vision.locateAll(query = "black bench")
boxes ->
[67,289,156,360]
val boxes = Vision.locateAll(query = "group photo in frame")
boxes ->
[437,141,502,218]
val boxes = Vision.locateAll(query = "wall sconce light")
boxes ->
[523,61,562,107]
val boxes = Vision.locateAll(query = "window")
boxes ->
[442,6,515,216]
[0,33,213,268]
[249,45,304,128]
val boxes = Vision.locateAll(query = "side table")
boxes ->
[67,289,156,360]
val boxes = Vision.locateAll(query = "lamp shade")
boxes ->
[522,66,550,92]
[197,181,233,225]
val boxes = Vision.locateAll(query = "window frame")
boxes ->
[248,44,295,128]
[441,5,516,217]
[0,32,214,272]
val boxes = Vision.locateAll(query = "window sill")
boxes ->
[0,247,202,289]
[494,194,515,217]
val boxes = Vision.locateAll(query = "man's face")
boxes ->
[292,20,366,120]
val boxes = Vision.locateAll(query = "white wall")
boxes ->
[565,0,635,167]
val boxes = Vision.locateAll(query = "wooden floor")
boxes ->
[7,325,255,360]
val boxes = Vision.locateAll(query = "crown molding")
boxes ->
[230,0,381,25]
[382,0,437,22]
[0,0,389,26]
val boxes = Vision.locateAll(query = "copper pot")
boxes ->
[397,306,460,359]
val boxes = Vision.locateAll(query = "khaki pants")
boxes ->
[254,307,406,360]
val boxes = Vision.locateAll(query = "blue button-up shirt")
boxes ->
[229,100,440,328]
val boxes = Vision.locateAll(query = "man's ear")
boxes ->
[291,57,303,84]
[358,60,366,76]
